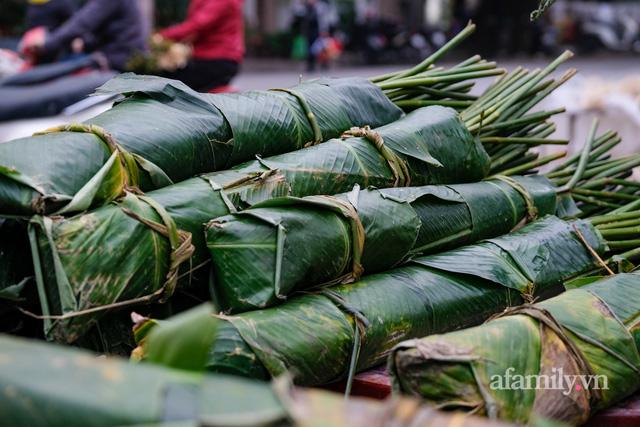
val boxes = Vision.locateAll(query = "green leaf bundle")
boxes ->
[207,176,559,312]
[202,125,640,313]
[28,107,490,343]
[0,75,402,217]
[389,273,640,425]
[0,333,512,427]
[141,216,609,386]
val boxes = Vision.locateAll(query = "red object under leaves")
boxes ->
[322,365,640,425]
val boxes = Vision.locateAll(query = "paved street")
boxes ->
[235,55,640,92]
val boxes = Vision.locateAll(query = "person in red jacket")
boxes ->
[158,0,244,92]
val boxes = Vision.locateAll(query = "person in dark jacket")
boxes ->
[292,0,337,72]
[157,0,244,92]
[21,0,147,71]
[300,0,320,71]
[26,0,74,31]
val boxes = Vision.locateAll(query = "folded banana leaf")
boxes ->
[28,106,490,343]
[389,273,640,425]
[206,175,560,312]
[0,335,284,427]
[0,333,517,427]
[0,74,402,217]
[136,216,606,386]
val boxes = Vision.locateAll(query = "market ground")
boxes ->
[235,55,639,92]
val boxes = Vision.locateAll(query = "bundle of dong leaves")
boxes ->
[0,23,500,218]
[206,175,565,312]
[207,172,576,312]
[389,273,640,425]
[17,43,592,343]
[28,106,491,343]
[135,214,634,386]
[205,118,640,311]
[0,321,514,427]
[202,124,638,312]
[0,75,401,217]
[2,21,640,427]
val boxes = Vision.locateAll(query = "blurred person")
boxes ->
[156,0,244,92]
[20,0,146,71]
[25,0,74,31]
[312,30,343,70]
[292,0,337,72]
[293,0,320,71]
[353,8,398,65]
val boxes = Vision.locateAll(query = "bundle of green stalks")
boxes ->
[499,135,640,209]
[372,23,505,112]
[468,55,578,177]
[205,128,638,313]
[372,23,580,186]
[583,208,640,270]
[377,28,578,178]
[542,121,640,218]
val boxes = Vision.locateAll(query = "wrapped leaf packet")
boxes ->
[29,107,489,343]
[207,175,559,311]
[0,333,517,427]
[0,75,402,217]
[389,273,640,425]
[138,216,608,386]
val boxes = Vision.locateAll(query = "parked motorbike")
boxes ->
[358,17,445,65]
[579,5,640,53]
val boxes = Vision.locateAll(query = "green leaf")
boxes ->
[196,218,608,385]
[390,273,640,424]
[1,75,402,217]
[207,176,561,312]
[145,304,219,372]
